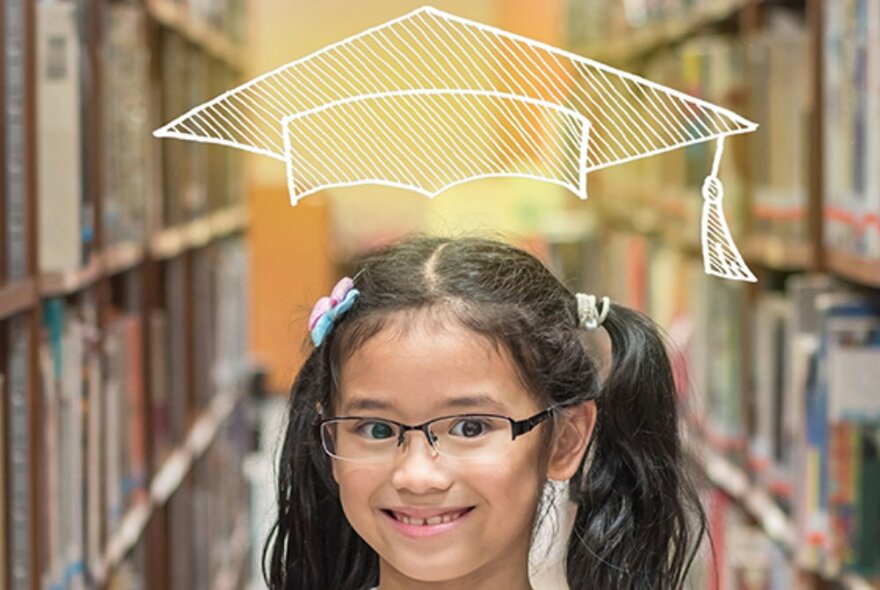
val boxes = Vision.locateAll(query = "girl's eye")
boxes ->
[449,418,488,438]
[355,421,395,440]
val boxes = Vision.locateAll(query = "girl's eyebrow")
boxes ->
[342,393,507,414]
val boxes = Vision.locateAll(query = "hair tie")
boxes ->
[575,293,610,330]
[309,277,360,347]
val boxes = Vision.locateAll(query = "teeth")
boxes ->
[391,509,468,526]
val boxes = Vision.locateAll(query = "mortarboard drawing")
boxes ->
[154,5,759,282]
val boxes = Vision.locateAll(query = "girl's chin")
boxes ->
[381,565,471,585]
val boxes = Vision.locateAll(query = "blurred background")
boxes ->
[1,0,879,588]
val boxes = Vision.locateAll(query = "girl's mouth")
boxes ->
[380,507,475,537]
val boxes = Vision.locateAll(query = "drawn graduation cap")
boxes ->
[154,5,759,282]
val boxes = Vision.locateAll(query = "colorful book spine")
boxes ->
[823,0,880,259]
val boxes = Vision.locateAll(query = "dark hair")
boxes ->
[263,235,709,589]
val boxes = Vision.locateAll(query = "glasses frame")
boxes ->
[316,407,557,462]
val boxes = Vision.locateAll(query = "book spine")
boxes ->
[3,0,28,281]
[7,315,32,590]
[35,1,83,275]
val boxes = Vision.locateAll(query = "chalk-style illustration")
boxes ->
[154,5,758,282]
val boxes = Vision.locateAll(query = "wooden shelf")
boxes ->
[744,234,814,272]
[93,384,244,587]
[826,248,880,289]
[37,242,147,298]
[150,204,249,260]
[0,278,38,320]
[23,205,246,300]
[685,432,880,590]
[576,0,757,63]
[146,0,244,71]
[39,257,103,298]
[101,241,146,276]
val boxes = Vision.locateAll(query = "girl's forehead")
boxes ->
[336,320,536,416]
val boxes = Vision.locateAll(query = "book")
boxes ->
[823,0,880,259]
[0,372,6,590]
[749,291,793,502]
[36,0,84,274]
[795,292,880,575]
[164,257,191,448]
[822,296,880,575]
[159,32,209,227]
[103,312,149,535]
[38,298,88,590]
[4,0,31,282]
[747,11,810,248]
[7,315,33,590]
[100,2,152,248]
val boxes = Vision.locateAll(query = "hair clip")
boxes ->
[576,293,610,331]
[309,277,360,347]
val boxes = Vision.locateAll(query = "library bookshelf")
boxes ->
[1,1,253,589]
[561,0,880,589]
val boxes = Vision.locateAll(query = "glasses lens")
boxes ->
[322,418,399,461]
[430,415,512,460]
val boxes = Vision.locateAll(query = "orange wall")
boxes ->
[248,188,334,393]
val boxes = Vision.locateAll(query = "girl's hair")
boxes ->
[263,235,708,590]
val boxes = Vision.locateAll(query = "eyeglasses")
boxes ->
[317,408,555,462]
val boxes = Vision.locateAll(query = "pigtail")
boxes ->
[262,347,379,589]
[566,303,707,590]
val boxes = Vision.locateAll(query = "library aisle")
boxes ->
[1,1,878,589]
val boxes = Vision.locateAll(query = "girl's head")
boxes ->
[265,235,707,590]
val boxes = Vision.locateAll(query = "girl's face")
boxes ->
[332,318,592,589]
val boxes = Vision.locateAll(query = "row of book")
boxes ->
[565,0,746,49]
[25,0,245,279]
[103,402,253,590]
[590,29,752,246]
[0,234,251,589]
[573,2,880,269]
[823,0,880,260]
[686,488,798,590]
[578,228,880,583]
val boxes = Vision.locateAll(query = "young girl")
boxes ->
[263,235,708,590]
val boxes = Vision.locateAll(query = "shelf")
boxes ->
[21,206,247,300]
[744,234,814,272]
[150,204,249,260]
[39,257,103,298]
[826,248,880,289]
[576,0,756,64]
[0,278,38,320]
[211,510,251,590]
[146,0,244,71]
[101,241,146,276]
[93,384,243,587]
[37,242,146,298]
[684,432,880,590]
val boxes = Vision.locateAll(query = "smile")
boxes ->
[385,508,472,526]
[380,507,475,537]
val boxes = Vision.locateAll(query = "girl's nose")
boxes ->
[389,431,452,494]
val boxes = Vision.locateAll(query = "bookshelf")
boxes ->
[1,1,253,590]
[564,0,880,589]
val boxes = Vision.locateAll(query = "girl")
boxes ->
[264,235,708,590]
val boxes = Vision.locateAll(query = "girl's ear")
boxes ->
[546,401,596,481]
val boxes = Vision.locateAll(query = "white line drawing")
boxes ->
[154,5,759,282]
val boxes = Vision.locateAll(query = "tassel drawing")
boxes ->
[701,136,757,282]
